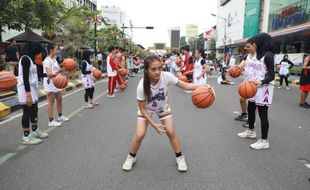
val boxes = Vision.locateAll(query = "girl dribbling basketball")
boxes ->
[122,55,209,172]
[236,33,275,150]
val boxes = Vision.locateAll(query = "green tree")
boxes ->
[0,0,64,42]
[180,36,186,47]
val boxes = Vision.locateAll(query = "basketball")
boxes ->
[0,71,17,91]
[92,70,102,80]
[53,75,68,89]
[229,66,242,78]
[62,58,76,71]
[119,69,127,77]
[179,75,188,82]
[119,84,126,91]
[191,86,215,108]
[175,59,182,67]
[238,81,257,99]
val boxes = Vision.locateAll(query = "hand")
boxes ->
[152,123,167,135]
[26,92,33,107]
[254,80,262,85]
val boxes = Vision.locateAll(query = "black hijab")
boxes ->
[247,33,274,59]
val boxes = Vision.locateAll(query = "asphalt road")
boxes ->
[0,73,309,190]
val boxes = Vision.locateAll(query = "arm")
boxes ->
[177,80,210,91]
[260,53,275,85]
[302,56,310,70]
[288,60,294,69]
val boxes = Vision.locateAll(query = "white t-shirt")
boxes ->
[106,55,117,77]
[279,61,290,75]
[137,72,179,113]
[97,53,102,61]
[43,56,61,93]
[229,57,236,67]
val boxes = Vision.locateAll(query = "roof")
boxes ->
[7,30,52,43]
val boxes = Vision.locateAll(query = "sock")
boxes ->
[58,113,62,117]
[129,152,136,158]
[175,152,182,158]
[32,124,38,132]
[24,130,30,137]
[49,117,53,122]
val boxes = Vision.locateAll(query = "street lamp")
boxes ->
[121,24,154,38]
[211,13,227,60]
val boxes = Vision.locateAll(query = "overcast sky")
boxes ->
[97,0,218,48]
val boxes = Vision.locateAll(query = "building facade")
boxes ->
[100,6,131,30]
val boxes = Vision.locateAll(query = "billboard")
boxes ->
[243,0,260,38]
[186,24,198,38]
[154,43,165,50]
[170,30,180,49]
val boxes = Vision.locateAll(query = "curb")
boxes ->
[0,76,105,119]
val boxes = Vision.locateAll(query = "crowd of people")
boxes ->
[1,32,309,172]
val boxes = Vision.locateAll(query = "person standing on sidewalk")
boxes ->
[17,41,48,145]
[277,54,294,90]
[299,54,310,108]
[5,39,20,76]
[43,43,69,127]
[106,46,118,98]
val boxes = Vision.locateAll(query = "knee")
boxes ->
[167,130,177,140]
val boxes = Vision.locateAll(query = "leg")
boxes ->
[300,91,308,104]
[108,77,112,95]
[279,75,283,86]
[89,87,94,102]
[47,93,56,120]
[247,101,256,131]
[116,74,123,86]
[285,76,289,87]
[240,97,247,114]
[22,105,31,136]
[30,103,38,131]
[56,91,63,116]
[111,76,117,95]
[258,106,269,140]
[84,88,90,103]
[129,119,149,155]
[161,117,181,154]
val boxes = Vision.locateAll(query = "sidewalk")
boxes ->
[0,72,107,119]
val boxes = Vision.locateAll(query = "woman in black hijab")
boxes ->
[237,33,275,150]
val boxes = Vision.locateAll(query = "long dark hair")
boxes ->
[283,54,288,61]
[47,43,57,55]
[82,50,93,64]
[21,41,45,61]
[143,55,161,102]
[247,33,274,59]
[197,48,206,59]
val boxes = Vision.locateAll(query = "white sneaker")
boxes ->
[107,94,116,98]
[48,120,62,127]
[238,129,257,139]
[176,156,188,172]
[115,89,119,92]
[22,134,42,145]
[250,139,269,150]
[184,90,192,94]
[278,86,282,89]
[91,101,99,106]
[58,115,69,122]
[122,155,136,171]
[84,104,94,109]
[31,129,48,139]
[286,87,290,90]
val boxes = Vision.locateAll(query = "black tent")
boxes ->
[7,30,52,43]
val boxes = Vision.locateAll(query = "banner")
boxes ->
[243,0,260,38]
[274,53,305,66]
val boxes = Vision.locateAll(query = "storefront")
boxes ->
[268,0,310,53]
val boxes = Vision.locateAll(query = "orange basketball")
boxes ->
[53,75,68,89]
[92,70,102,80]
[238,81,257,99]
[179,75,188,82]
[62,58,76,71]
[191,86,215,108]
[119,69,127,77]
[175,59,182,67]
[229,66,242,78]
[119,84,126,91]
[0,71,17,91]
